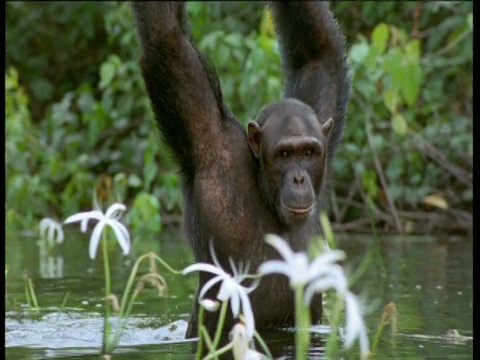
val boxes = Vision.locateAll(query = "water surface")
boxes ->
[5,227,473,359]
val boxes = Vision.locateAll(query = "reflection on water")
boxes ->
[38,240,65,279]
[5,229,473,359]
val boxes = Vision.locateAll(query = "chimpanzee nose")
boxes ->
[293,173,304,185]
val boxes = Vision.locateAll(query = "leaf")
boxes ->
[383,47,404,79]
[423,194,449,210]
[31,78,54,101]
[99,62,115,89]
[391,113,407,136]
[400,63,421,106]
[383,88,399,113]
[349,43,370,64]
[132,192,161,233]
[371,23,389,55]
[405,39,421,63]
[361,169,378,199]
[259,8,274,38]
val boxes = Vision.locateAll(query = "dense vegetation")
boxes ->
[6,2,472,237]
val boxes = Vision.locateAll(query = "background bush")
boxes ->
[6,2,472,237]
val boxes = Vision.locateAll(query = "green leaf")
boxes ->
[128,174,142,188]
[383,88,400,113]
[131,192,161,234]
[349,43,369,64]
[405,39,421,63]
[361,169,378,199]
[259,8,274,38]
[99,62,115,89]
[400,63,421,106]
[391,113,407,136]
[383,47,404,77]
[371,23,389,55]
[31,78,54,101]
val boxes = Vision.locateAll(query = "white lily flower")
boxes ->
[39,218,64,245]
[64,203,131,260]
[259,234,369,356]
[258,234,346,289]
[183,243,258,339]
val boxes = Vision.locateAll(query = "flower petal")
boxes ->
[107,220,131,255]
[39,218,64,245]
[304,277,338,306]
[239,290,255,339]
[208,241,224,270]
[54,225,64,244]
[64,211,103,224]
[221,281,239,315]
[199,275,224,300]
[39,218,52,237]
[344,292,369,355]
[88,221,105,259]
[307,250,346,283]
[183,262,225,276]
[105,203,127,219]
[265,234,295,263]
[258,260,292,277]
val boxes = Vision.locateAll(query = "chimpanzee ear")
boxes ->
[322,118,333,139]
[247,121,262,158]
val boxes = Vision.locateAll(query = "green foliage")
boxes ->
[195,6,282,122]
[6,2,472,235]
[338,2,472,227]
[129,192,162,237]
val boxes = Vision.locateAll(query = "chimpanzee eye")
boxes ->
[305,148,314,157]
[280,150,289,158]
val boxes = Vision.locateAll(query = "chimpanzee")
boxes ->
[132,1,350,338]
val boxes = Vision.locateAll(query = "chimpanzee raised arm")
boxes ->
[271,2,350,166]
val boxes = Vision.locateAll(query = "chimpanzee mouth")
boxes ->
[281,202,315,215]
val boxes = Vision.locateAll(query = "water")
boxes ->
[5,227,473,359]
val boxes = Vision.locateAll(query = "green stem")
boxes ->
[196,305,206,360]
[200,325,215,353]
[211,300,229,351]
[254,330,273,359]
[326,293,344,359]
[102,230,112,354]
[295,285,311,360]
[203,340,235,360]
[110,289,141,348]
[117,253,151,319]
[151,253,183,275]
[110,252,182,350]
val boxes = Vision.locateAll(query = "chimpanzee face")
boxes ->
[248,99,332,225]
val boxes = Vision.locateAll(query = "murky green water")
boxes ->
[5,227,473,359]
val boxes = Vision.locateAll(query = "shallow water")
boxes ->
[5,227,473,359]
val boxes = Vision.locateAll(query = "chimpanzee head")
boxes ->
[248,98,332,225]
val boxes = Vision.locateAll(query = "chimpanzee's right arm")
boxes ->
[132,2,228,181]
